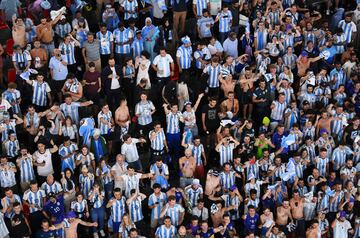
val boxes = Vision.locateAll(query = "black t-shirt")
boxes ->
[201,104,220,132]
[11,213,30,238]
[344,125,360,145]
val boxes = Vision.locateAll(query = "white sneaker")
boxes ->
[326,10,330,15]
[93,232,99,238]
[100,230,106,237]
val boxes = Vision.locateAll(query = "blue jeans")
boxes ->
[91,206,105,232]
[104,182,114,200]
[219,32,229,44]
[167,132,181,160]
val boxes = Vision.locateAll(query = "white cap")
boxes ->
[192,179,200,186]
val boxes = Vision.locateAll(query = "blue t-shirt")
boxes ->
[44,196,65,224]
[244,213,259,233]
[36,230,57,238]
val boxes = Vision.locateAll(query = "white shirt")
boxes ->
[153,54,173,78]
[121,139,140,163]
[333,219,352,238]
[33,149,54,177]
[110,66,121,90]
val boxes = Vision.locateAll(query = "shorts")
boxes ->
[52,80,66,92]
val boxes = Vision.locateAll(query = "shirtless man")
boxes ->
[219,74,235,97]
[36,14,62,55]
[306,220,321,238]
[205,169,221,196]
[12,16,26,48]
[290,190,306,237]
[297,52,322,77]
[53,211,97,238]
[179,149,196,188]
[316,111,333,136]
[220,92,239,119]
[276,199,293,233]
[115,99,130,127]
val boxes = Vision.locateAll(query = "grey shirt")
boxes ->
[82,39,100,61]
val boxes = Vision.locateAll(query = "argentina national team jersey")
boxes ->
[59,42,76,65]
[166,112,182,134]
[156,225,177,238]
[176,45,192,69]
[4,139,19,158]
[41,181,63,195]
[59,143,78,171]
[121,0,138,20]
[113,28,133,54]
[2,90,21,114]
[131,37,144,58]
[218,143,235,166]
[204,64,221,88]
[129,196,144,222]
[17,156,35,182]
[193,0,209,16]
[89,190,105,208]
[79,174,94,199]
[2,194,21,218]
[217,11,232,33]
[98,110,113,135]
[148,192,167,219]
[220,171,235,190]
[0,162,16,188]
[71,199,87,218]
[111,197,126,222]
[165,204,185,226]
[60,102,81,125]
[96,31,114,55]
[23,189,46,213]
[338,20,357,43]
[149,130,165,151]
[31,81,51,107]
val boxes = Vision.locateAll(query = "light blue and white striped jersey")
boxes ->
[156,225,177,238]
[41,181,63,195]
[222,194,241,220]
[288,131,302,151]
[193,0,209,16]
[31,81,51,107]
[98,110,113,135]
[96,31,114,55]
[353,145,360,164]
[55,23,72,39]
[331,146,353,171]
[329,68,345,90]
[12,50,31,67]
[2,194,21,218]
[166,112,182,134]
[149,129,166,151]
[23,189,46,213]
[121,0,138,20]
[59,41,76,65]
[17,155,35,183]
[59,143,78,172]
[218,144,235,166]
[331,118,344,139]
[314,86,331,106]
[71,199,87,218]
[79,173,94,199]
[283,34,294,50]
[338,20,357,43]
[186,186,203,207]
[150,163,169,176]
[165,204,185,226]
[270,101,287,121]
[315,157,329,177]
[148,192,167,219]
[188,144,204,166]
[282,53,297,69]
[246,163,260,180]
[176,45,192,70]
[88,190,105,208]
[220,171,236,190]
[60,102,81,125]
[217,11,232,33]
[25,18,37,43]
[113,28,133,54]
[293,161,305,178]
[95,166,113,185]
[203,64,221,88]
[267,10,280,26]
[131,37,144,58]
[317,192,329,213]
[254,29,268,51]
[0,120,16,142]
[110,197,126,222]
[334,34,346,54]
[3,139,19,158]
[0,162,16,188]
[76,152,95,167]
[129,196,144,222]
[304,31,316,46]
[244,198,259,214]
[25,112,40,129]
[136,100,155,126]
[278,87,293,105]
[333,92,347,107]
[329,191,343,212]
[2,90,21,114]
